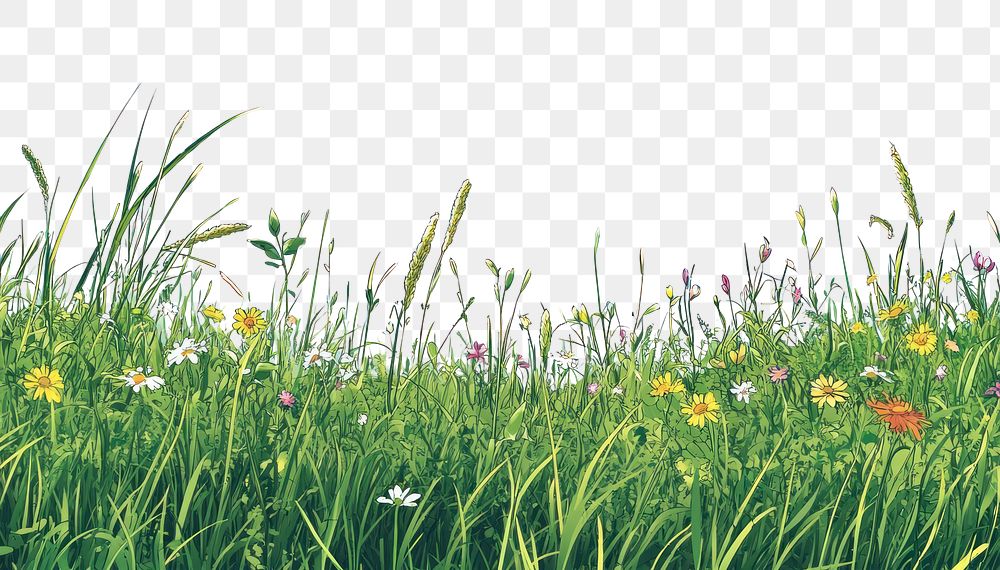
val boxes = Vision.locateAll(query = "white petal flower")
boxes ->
[729,380,757,404]
[167,338,208,366]
[859,365,891,383]
[302,345,334,369]
[122,366,165,393]
[99,313,114,326]
[358,413,368,426]
[376,484,421,508]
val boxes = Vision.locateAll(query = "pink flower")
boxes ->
[759,237,771,263]
[278,390,296,408]
[618,327,628,344]
[792,287,802,304]
[721,274,731,296]
[516,354,529,369]
[467,341,487,363]
[587,383,600,395]
[974,251,996,273]
[768,366,789,384]
[985,382,1000,398]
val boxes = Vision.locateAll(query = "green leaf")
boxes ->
[503,401,527,440]
[250,239,282,261]
[268,209,281,237]
[282,237,306,256]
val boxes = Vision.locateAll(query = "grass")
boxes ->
[1,99,1000,569]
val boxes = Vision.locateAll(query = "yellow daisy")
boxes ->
[905,323,937,356]
[810,374,848,409]
[202,305,224,322]
[232,307,268,337]
[850,322,864,334]
[877,299,908,322]
[22,365,65,403]
[650,372,686,397]
[942,272,953,284]
[967,309,980,323]
[680,392,721,428]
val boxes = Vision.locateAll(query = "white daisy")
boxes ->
[859,365,891,383]
[302,345,334,369]
[154,302,179,321]
[122,367,165,392]
[358,413,368,426]
[729,380,757,404]
[376,485,421,508]
[167,338,207,366]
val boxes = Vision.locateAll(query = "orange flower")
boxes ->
[866,395,929,441]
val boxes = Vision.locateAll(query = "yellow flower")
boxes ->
[967,309,980,323]
[664,285,674,299]
[728,344,746,365]
[942,272,953,284]
[923,270,932,282]
[680,392,721,428]
[850,322,864,334]
[877,299,908,322]
[519,314,531,330]
[22,365,65,403]
[232,307,268,337]
[650,372,686,397]
[866,274,878,286]
[573,305,590,325]
[810,374,848,408]
[202,305,224,322]
[905,323,937,356]
[944,339,959,353]
[708,357,726,369]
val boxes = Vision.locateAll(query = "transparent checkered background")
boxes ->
[0,2,997,340]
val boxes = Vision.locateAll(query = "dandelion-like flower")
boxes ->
[122,367,164,393]
[877,299,908,322]
[167,338,208,366]
[650,372,685,397]
[850,322,864,334]
[866,395,929,440]
[905,323,937,356]
[680,393,721,428]
[376,485,421,508]
[810,374,848,409]
[278,390,296,408]
[202,305,224,323]
[967,309,980,323]
[22,365,65,403]
[730,381,757,404]
[303,346,334,369]
[232,307,268,337]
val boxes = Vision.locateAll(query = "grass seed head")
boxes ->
[165,223,251,250]
[403,213,439,309]
[442,179,471,253]
[21,144,49,205]
[540,308,552,359]
[891,143,922,229]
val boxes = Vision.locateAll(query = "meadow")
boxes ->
[1,100,1000,569]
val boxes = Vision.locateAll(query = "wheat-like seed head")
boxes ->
[403,213,439,309]
[165,223,251,250]
[21,144,49,204]
[540,308,552,360]
[890,144,922,229]
[441,179,471,253]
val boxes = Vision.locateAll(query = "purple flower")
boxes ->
[516,354,529,369]
[792,287,802,305]
[278,390,296,408]
[587,382,600,395]
[721,274,731,296]
[985,382,1000,398]
[973,251,996,273]
[682,268,690,286]
[618,327,628,344]
[467,341,487,363]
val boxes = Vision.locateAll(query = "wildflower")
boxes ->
[154,302,179,321]
[942,272,953,284]
[973,251,995,273]
[709,358,726,369]
[680,393,721,428]
[573,305,590,324]
[923,270,933,282]
[278,390,296,408]
[167,338,208,366]
[935,365,947,381]
[303,345,334,369]
[944,340,959,353]
[516,354,529,369]
[689,285,701,300]
[358,413,368,425]
[859,365,891,383]
[905,324,937,356]
[232,307,268,337]
[99,313,114,326]
[650,372,686,397]
[376,485,421,508]
[285,315,299,326]
[554,350,579,370]
[850,322,864,334]
[611,385,624,396]
[866,396,929,440]
[877,299,908,322]
[22,365,65,403]
[721,274,731,296]
[759,237,771,263]
[874,352,888,362]
[792,287,802,304]
[122,367,164,392]
[618,326,628,344]
[682,268,690,286]
[985,382,1000,398]
[728,344,746,365]
[587,383,600,395]
[730,381,757,404]
[202,305,224,322]
[768,366,789,384]
[967,309,980,323]
[467,341,487,363]
[866,274,877,286]
[810,374,848,409]
[519,314,531,330]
